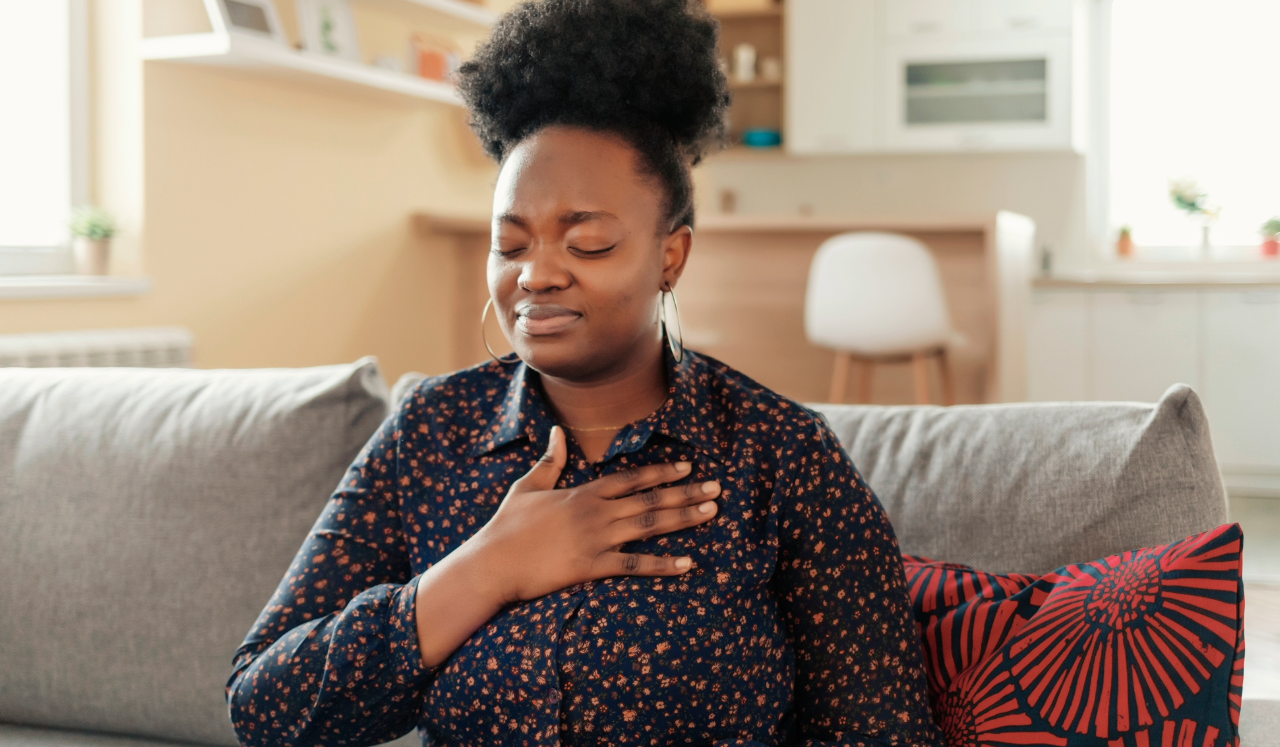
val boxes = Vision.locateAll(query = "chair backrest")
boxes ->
[804,231,951,356]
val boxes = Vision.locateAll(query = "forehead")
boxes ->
[493,127,662,224]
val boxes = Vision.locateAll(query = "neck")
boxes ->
[539,339,668,431]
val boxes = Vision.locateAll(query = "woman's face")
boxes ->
[488,126,692,381]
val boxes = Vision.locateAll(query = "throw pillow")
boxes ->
[902,524,1245,747]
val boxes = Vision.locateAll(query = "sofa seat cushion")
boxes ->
[811,384,1228,574]
[0,361,390,746]
[0,725,207,747]
[903,524,1245,747]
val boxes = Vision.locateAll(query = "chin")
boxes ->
[514,335,614,381]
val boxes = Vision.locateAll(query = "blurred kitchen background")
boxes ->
[0,0,1277,696]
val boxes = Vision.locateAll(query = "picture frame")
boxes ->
[296,0,363,63]
[204,0,287,45]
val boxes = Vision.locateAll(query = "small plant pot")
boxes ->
[1116,233,1134,258]
[1264,237,1280,258]
[73,237,111,275]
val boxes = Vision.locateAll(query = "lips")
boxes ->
[515,303,582,336]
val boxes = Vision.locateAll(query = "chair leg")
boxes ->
[855,358,874,404]
[912,352,931,405]
[829,352,851,403]
[937,348,955,406]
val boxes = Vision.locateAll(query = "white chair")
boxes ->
[805,232,956,405]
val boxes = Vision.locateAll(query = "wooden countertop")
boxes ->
[1035,272,1280,289]
[413,211,996,236]
[693,213,992,233]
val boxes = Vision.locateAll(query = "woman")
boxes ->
[226,1,942,745]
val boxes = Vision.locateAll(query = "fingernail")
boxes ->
[677,462,691,471]
[675,557,692,570]
[702,481,719,494]
[698,501,717,514]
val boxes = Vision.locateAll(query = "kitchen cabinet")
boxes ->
[1027,285,1280,473]
[1027,289,1088,401]
[1090,291,1199,402]
[1202,291,1280,469]
[977,0,1074,34]
[882,0,973,38]
[786,0,1087,154]
[786,0,876,154]
[879,35,1076,152]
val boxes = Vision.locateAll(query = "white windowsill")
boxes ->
[0,275,152,300]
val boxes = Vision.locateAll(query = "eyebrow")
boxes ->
[496,210,619,228]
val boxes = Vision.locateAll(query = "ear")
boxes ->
[659,225,693,291]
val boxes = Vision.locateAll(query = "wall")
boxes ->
[0,0,499,384]
[692,149,1090,272]
[0,0,1088,386]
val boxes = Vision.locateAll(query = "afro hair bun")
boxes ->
[456,0,731,164]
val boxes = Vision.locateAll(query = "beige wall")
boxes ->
[0,0,499,384]
[0,0,1086,386]
[692,150,1090,272]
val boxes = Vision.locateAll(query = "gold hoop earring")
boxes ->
[481,298,517,365]
[661,287,685,364]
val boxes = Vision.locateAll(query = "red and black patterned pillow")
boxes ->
[902,524,1246,747]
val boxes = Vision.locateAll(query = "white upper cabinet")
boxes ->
[786,0,1087,154]
[977,0,1074,34]
[880,35,1076,152]
[882,0,973,38]
[786,0,877,154]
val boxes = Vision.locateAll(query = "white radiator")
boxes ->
[0,327,194,367]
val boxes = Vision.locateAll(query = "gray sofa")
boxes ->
[0,359,1273,746]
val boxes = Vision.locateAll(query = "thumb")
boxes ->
[518,425,566,492]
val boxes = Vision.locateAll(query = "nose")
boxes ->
[517,243,572,293]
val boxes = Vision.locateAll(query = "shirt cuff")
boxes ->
[388,574,434,689]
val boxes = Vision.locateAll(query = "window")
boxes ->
[1107,1,1280,255]
[0,0,85,274]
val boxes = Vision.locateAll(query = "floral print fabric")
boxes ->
[226,347,943,747]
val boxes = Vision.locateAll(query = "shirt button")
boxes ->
[548,687,561,704]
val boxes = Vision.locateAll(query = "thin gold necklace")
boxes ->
[561,423,628,433]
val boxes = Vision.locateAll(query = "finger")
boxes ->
[587,461,693,500]
[612,500,718,543]
[512,426,566,493]
[603,551,695,577]
[616,480,721,517]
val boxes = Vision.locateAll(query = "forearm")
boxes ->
[414,529,509,668]
[228,581,428,747]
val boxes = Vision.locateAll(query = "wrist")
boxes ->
[452,526,518,608]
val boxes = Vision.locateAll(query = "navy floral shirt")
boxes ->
[226,347,943,747]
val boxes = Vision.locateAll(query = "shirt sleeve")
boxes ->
[226,408,433,747]
[771,418,944,747]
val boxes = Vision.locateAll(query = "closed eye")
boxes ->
[571,244,617,257]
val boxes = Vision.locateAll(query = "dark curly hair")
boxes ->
[455,0,731,231]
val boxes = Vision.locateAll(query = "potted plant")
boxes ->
[1262,217,1280,258]
[1116,226,1134,258]
[70,206,116,275]
[1168,178,1220,258]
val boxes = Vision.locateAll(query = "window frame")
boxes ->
[1090,0,1280,260]
[0,0,90,276]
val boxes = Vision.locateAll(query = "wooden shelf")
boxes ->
[140,32,463,106]
[729,79,782,90]
[714,7,783,20]
[358,0,496,27]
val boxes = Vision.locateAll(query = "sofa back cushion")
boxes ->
[0,360,389,746]
[810,384,1228,574]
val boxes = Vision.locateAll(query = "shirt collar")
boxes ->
[469,342,725,464]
